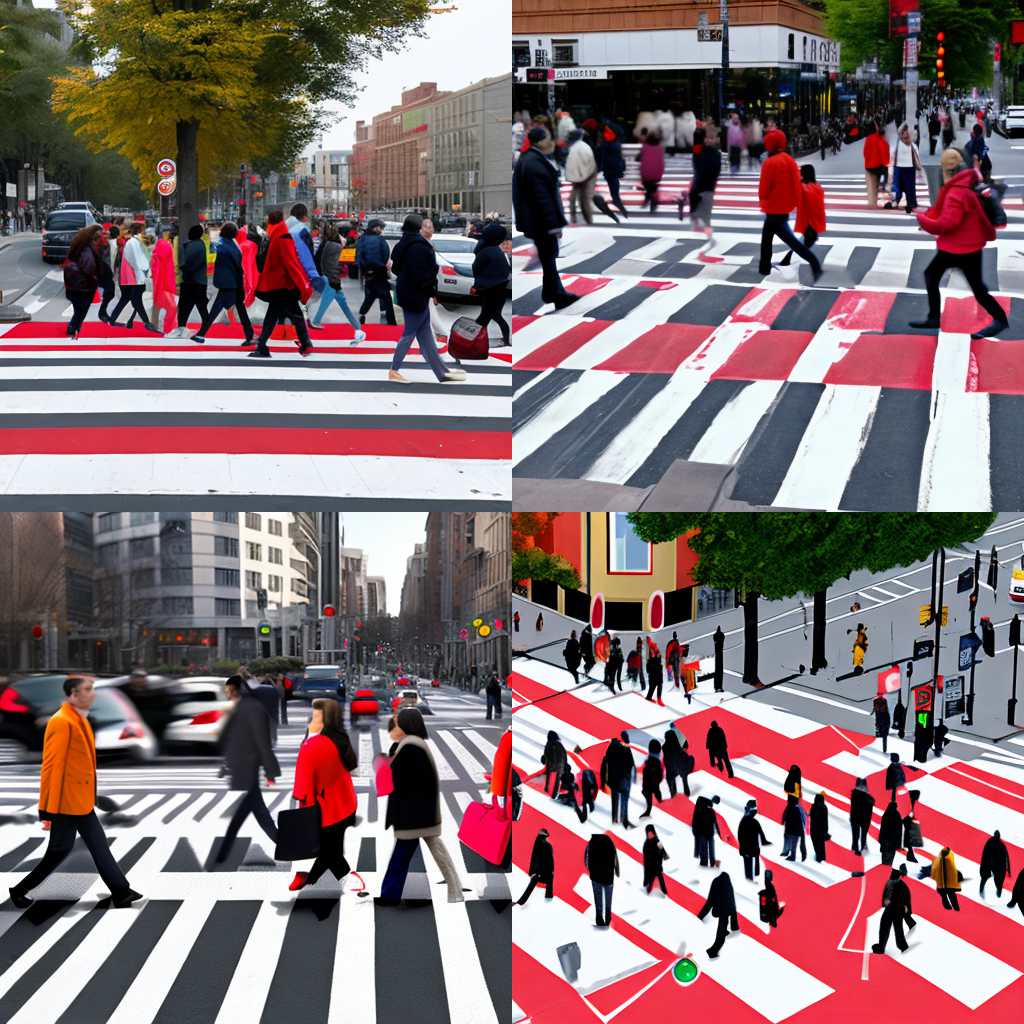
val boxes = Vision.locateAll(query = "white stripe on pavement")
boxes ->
[329,892,376,1024]
[215,898,289,1023]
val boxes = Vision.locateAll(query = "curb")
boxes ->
[0,303,29,323]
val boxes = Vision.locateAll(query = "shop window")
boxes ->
[606,600,642,631]
[788,33,795,59]
[513,43,530,68]
[664,587,693,626]
[607,513,652,574]
[551,40,578,66]
[531,578,558,611]
[563,587,589,623]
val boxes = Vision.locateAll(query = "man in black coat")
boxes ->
[485,671,503,720]
[706,720,734,778]
[563,630,581,683]
[517,828,554,904]
[980,830,1012,897]
[216,675,280,863]
[512,127,577,310]
[692,794,722,867]
[872,869,910,954]
[580,624,595,676]
[600,736,635,827]
[698,869,739,957]
[584,832,619,926]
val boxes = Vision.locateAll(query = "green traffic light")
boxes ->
[673,957,699,985]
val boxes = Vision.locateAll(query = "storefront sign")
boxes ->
[698,28,723,42]
[553,66,608,80]
[944,675,965,718]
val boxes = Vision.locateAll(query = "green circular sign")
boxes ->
[673,957,699,985]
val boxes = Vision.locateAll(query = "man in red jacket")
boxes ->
[250,209,314,358]
[757,130,822,281]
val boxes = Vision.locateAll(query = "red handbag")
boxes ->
[458,794,511,864]
[373,753,393,796]
[447,316,489,360]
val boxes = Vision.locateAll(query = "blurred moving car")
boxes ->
[389,688,433,715]
[350,686,391,718]
[1003,105,1024,137]
[161,676,231,750]
[288,665,346,703]
[106,671,210,746]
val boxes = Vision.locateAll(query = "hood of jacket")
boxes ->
[267,219,290,242]
[476,221,507,250]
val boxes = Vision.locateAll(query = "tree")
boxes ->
[53,0,454,234]
[628,513,996,685]
[511,512,581,589]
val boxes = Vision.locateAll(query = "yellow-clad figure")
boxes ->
[850,623,868,672]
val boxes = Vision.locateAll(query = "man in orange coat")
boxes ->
[8,676,142,908]
[757,130,822,281]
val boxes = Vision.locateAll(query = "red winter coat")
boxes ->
[863,133,890,170]
[796,182,827,234]
[639,139,665,183]
[255,219,312,302]
[293,733,357,827]
[759,152,801,215]
[916,168,995,254]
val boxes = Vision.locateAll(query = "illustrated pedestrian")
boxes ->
[512,127,577,310]
[645,643,664,705]
[698,869,739,958]
[706,719,734,778]
[809,792,830,863]
[63,224,102,340]
[308,222,366,340]
[643,825,669,895]
[516,828,554,904]
[513,610,520,633]
[910,146,1007,339]
[886,751,908,799]
[738,799,770,879]
[556,762,587,822]
[781,794,807,861]
[760,869,785,928]
[849,778,875,855]
[626,643,642,688]
[288,697,357,892]
[599,736,632,826]
[377,709,465,905]
[662,728,690,798]
[216,675,280,863]
[665,632,680,687]
[783,764,802,802]
[903,806,923,863]
[542,730,567,799]
[871,869,911,954]
[190,222,253,344]
[1007,865,1024,917]
[605,635,624,692]
[485,672,503,720]
[597,120,629,219]
[893,691,908,739]
[692,794,722,867]
[578,759,598,817]
[8,675,143,909]
[886,123,922,212]
[536,612,544,632]
[563,629,581,683]
[585,832,619,926]
[640,739,663,818]
[847,623,868,673]
[879,800,903,865]
[757,130,822,280]
[726,111,745,174]
[874,695,891,753]
[580,624,595,676]
[980,830,1012,897]
[779,165,825,269]
[638,130,665,213]
[863,121,890,208]
[165,223,209,338]
[355,219,397,325]
[931,847,961,910]
[107,223,160,332]
[472,220,511,346]
[933,720,949,757]
[565,129,597,225]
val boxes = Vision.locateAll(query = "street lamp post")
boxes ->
[964,548,982,726]
[930,546,944,702]
[719,0,730,126]
[1010,613,1021,727]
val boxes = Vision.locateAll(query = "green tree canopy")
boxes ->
[513,547,581,591]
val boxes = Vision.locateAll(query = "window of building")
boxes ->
[268,519,282,537]
[162,566,193,586]
[97,513,121,532]
[97,543,120,568]
[607,513,652,574]
[551,39,578,66]
[245,513,262,531]
[214,511,238,524]
[513,42,530,68]
[563,587,589,623]
[130,537,155,559]
[246,542,262,561]
[163,596,194,615]
[130,512,157,526]
[131,568,155,590]
[268,574,282,592]
[246,570,262,590]
[291,578,307,597]
[664,586,693,626]
[215,598,240,617]
[215,535,239,557]
[268,546,283,565]
[531,578,558,610]
[215,567,240,587]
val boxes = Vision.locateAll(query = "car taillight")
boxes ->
[440,264,456,276]
[0,687,30,713]
[190,709,223,725]
[119,724,145,739]
[284,678,294,690]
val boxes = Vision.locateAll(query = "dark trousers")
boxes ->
[279,698,288,725]
[811,834,827,862]
[877,905,908,952]
[517,871,554,904]
[939,888,960,910]
[922,248,1005,323]
[708,911,739,956]
[98,269,115,319]
[646,872,667,894]
[665,768,690,798]
[307,816,354,884]
[177,282,209,328]
[641,788,662,816]
[980,870,1006,897]
[894,165,919,211]
[67,290,93,335]
[929,133,938,156]
[476,286,510,344]
[16,811,129,896]
[710,751,734,778]
[645,676,663,701]
[605,175,626,214]
[380,837,419,901]
[109,284,151,326]
[641,179,659,212]
[358,276,397,325]
[695,834,716,866]
[613,781,631,823]
[221,784,278,857]
[851,821,868,853]
[200,288,252,339]
[760,214,821,275]
[258,292,311,347]
[486,693,503,719]
[779,226,819,265]
[743,853,760,879]
[533,233,568,304]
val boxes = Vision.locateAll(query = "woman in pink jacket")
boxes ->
[149,230,178,334]
[638,130,665,213]
[236,225,259,316]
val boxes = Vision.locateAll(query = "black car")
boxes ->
[287,665,347,703]
[42,208,97,263]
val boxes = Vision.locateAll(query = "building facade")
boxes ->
[339,547,367,620]
[367,577,387,617]
[309,149,353,214]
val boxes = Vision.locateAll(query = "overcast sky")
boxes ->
[338,513,429,616]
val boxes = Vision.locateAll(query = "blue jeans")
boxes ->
[614,780,631,822]
[592,881,613,922]
[313,282,359,328]
[392,306,449,380]
[380,837,419,901]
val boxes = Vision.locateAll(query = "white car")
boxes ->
[1009,567,1024,603]
[1003,106,1024,137]
[162,676,232,749]
[380,232,482,303]
[91,682,158,762]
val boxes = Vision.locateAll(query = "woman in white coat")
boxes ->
[107,223,161,332]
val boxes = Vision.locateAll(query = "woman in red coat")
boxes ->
[863,122,891,208]
[910,147,1007,338]
[289,697,358,891]
[780,165,826,267]
[250,210,314,359]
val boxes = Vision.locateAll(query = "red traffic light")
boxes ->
[937,31,944,41]
[31,623,43,639]
[323,605,336,618]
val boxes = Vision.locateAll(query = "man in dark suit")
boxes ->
[698,869,739,957]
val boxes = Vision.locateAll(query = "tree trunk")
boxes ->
[176,118,200,236]
[742,591,760,684]
[811,589,828,673]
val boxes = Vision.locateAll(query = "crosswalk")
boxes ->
[0,279,511,506]
[513,167,1024,510]
[511,653,1024,1024]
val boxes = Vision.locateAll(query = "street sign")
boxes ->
[912,638,934,659]
[958,631,982,671]
[698,27,723,41]
[907,10,921,33]
[957,567,975,593]
[944,674,965,718]
[156,158,176,178]
[157,177,176,197]
[918,605,947,626]
[878,665,901,694]
[913,682,933,713]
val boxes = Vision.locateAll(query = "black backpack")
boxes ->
[255,232,271,272]
[973,178,1007,228]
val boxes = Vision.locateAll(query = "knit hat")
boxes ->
[941,147,965,175]
[764,129,787,152]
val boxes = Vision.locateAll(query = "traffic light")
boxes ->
[31,623,43,639]
[322,605,336,618]
[258,621,271,637]
[936,32,945,86]
[980,615,995,657]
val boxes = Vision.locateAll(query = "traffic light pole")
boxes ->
[964,548,981,727]
[1010,613,1021,727]
[931,547,944,702]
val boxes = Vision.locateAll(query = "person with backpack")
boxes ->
[63,224,103,340]
[166,223,210,338]
[107,223,161,333]
[911,146,1007,338]
[356,219,397,326]
[190,222,252,344]
[308,222,366,341]
[639,738,663,818]
[472,220,510,347]
[759,869,784,927]
[643,824,669,894]
[779,165,825,268]
[965,122,992,180]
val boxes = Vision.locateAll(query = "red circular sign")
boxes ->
[157,177,176,197]
[156,158,176,178]
[31,624,43,639]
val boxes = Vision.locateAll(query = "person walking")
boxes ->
[783,764,802,802]
[871,869,911,954]
[485,672,503,720]
[874,695,892,754]
[931,847,961,910]
[605,635,624,692]
[1007,865,1024,917]
[781,795,807,861]
[893,691,908,739]
[165,223,209,338]
[288,698,357,892]
[809,792,830,863]
[643,825,669,895]
[355,219,397,326]
[516,828,555,904]
[886,752,918,800]
[8,675,143,909]
[95,223,117,324]
[902,806,923,863]
[585,832,619,926]
[597,120,629,219]
[779,165,825,269]
[687,126,722,258]
[107,223,160,332]
[706,720,734,778]
[738,799,770,879]
[190,222,253,344]
[665,632,680,688]
[645,644,664,706]
[887,123,922,213]
[580,624,595,677]
[662,728,690,798]
[910,147,1007,339]
[980,830,1012,897]
[759,869,784,928]
[879,800,903,865]
[275,673,289,726]
[698,870,739,958]
[726,112,745,174]
[63,225,102,340]
[565,129,598,225]
[599,735,634,826]
[513,610,520,633]
[472,220,511,347]
[535,612,544,632]
[848,623,869,673]
[638,130,665,213]
[388,213,465,385]
[849,778,875,855]
[639,739,663,818]
[542,730,567,799]
[626,642,643,688]
[927,109,941,156]
[692,794,722,867]
[512,126,577,310]
[758,130,823,280]
[216,675,280,863]
[149,227,177,335]
[933,720,950,757]
[863,121,890,208]
[377,709,465,905]
[237,225,259,321]
[309,223,366,341]
[563,629,581,683]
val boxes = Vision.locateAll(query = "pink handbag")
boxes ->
[458,795,511,865]
[374,754,393,796]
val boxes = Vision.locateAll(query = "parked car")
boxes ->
[42,208,97,263]
[1003,106,1024,137]
[288,665,346,703]
[161,676,231,750]
[1009,567,1024,603]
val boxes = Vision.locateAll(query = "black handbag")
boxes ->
[275,801,322,861]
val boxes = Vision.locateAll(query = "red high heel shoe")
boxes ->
[289,872,309,892]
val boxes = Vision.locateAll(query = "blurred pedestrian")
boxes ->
[687,126,721,259]
[759,869,784,927]
[781,794,807,861]
[565,129,597,225]
[309,222,366,341]
[605,635,624,692]
[275,672,289,725]
[542,730,567,798]
[980,830,1012,897]
[645,643,664,705]
[809,792,830,862]
[872,869,910,954]
[63,224,102,340]
[640,738,663,817]
[706,719,734,778]
[848,622,868,672]
[643,825,669,894]
[662,728,690,798]
[485,671,503,720]
[726,112,745,174]
[887,123,921,213]
[932,847,961,910]
[779,165,825,268]
[873,694,891,753]
[863,121,890,208]
[563,629,581,683]
[879,800,903,865]
[472,221,511,346]
[597,121,629,219]
[600,735,634,827]
[165,223,209,338]
[580,623,595,676]
[849,778,875,855]
[356,219,397,326]
[639,130,665,212]
[149,226,177,334]
[108,223,160,332]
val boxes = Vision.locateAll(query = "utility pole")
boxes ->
[719,0,730,125]
[931,547,944,698]
[964,547,982,726]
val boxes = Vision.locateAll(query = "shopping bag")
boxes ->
[458,794,511,864]
[373,753,393,796]
[448,315,489,360]
[274,802,321,861]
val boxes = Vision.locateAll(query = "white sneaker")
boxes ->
[442,369,467,383]
[164,326,185,338]
[307,320,324,331]
[353,329,366,343]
